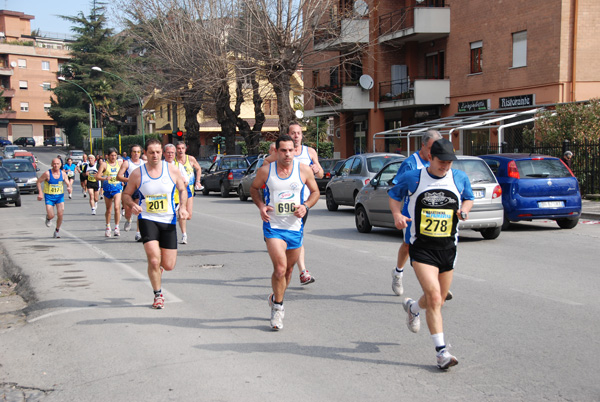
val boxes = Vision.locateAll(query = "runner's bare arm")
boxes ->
[122,169,142,214]
[307,147,324,179]
[117,160,129,183]
[250,165,272,222]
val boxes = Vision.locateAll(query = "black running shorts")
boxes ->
[138,218,177,250]
[86,180,99,191]
[409,245,457,273]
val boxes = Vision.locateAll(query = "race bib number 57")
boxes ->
[420,209,453,237]
[146,194,168,213]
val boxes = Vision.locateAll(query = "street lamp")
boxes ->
[92,66,145,146]
[57,76,97,128]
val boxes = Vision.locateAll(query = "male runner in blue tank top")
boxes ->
[122,139,189,309]
[388,139,473,370]
[36,158,72,238]
[250,135,320,330]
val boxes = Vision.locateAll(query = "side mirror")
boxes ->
[36,167,40,171]
[371,178,379,187]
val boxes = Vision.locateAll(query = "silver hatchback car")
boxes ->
[238,157,266,201]
[326,152,405,211]
[354,155,504,239]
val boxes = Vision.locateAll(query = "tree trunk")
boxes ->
[183,102,201,156]
[270,70,294,135]
[215,82,237,154]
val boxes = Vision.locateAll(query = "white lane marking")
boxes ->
[509,288,583,306]
[28,303,157,323]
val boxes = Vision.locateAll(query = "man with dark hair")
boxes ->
[37,158,72,238]
[264,122,324,285]
[388,139,474,369]
[122,139,189,309]
[250,135,320,330]
[117,144,145,241]
[175,141,203,244]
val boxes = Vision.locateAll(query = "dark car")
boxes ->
[13,137,36,147]
[0,158,38,193]
[201,155,249,197]
[316,158,343,193]
[44,137,64,146]
[0,166,21,207]
[480,153,581,229]
[0,137,12,147]
[238,157,266,201]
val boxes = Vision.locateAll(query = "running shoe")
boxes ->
[100,195,104,200]
[446,290,454,301]
[68,193,72,199]
[83,193,87,198]
[181,233,188,244]
[402,298,420,333]
[436,348,458,370]
[91,208,96,215]
[105,227,111,237]
[152,294,165,309]
[122,209,125,216]
[267,294,285,318]
[135,233,142,242]
[124,219,132,232]
[114,227,120,237]
[299,270,315,285]
[391,269,404,296]
[53,230,60,238]
[45,216,52,227]
[270,302,284,330]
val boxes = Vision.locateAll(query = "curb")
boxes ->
[0,244,37,305]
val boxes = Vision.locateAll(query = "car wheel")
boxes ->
[326,189,338,211]
[15,198,22,207]
[556,217,579,229]
[501,213,511,230]
[220,182,229,198]
[202,185,209,195]
[355,205,372,233]
[480,227,501,240]
[238,185,248,201]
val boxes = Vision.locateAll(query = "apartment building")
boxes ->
[0,10,71,144]
[304,0,600,158]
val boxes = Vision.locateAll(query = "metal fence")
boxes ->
[471,139,600,195]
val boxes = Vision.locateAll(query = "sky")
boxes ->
[5,0,119,36]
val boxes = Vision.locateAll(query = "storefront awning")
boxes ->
[373,108,542,154]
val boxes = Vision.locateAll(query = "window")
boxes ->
[159,106,163,119]
[20,102,29,112]
[425,51,445,79]
[41,61,50,71]
[42,82,51,91]
[167,104,171,121]
[470,41,483,74]
[330,66,339,87]
[19,81,28,89]
[18,59,27,68]
[512,31,527,68]
[312,70,321,88]
[44,103,51,112]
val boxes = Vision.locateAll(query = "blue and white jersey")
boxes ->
[263,159,306,232]
[388,168,474,249]
[125,159,145,178]
[392,151,428,185]
[295,145,313,166]
[138,161,177,224]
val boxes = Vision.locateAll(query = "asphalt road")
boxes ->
[1,147,599,401]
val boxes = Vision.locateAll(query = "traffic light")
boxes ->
[212,135,225,145]
[176,129,183,137]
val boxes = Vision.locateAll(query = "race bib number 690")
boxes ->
[420,208,453,237]
[276,202,296,215]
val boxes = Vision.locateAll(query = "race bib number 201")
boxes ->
[420,208,453,237]
[276,202,296,216]
[146,194,168,213]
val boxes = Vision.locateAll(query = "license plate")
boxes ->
[538,201,564,208]
[17,183,25,187]
[473,190,484,198]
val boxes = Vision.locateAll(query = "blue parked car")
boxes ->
[480,153,581,229]
[0,137,12,147]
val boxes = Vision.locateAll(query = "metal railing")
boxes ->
[379,1,447,37]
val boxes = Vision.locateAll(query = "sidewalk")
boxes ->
[581,198,600,220]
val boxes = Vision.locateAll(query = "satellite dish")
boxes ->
[354,0,369,16]
[10,61,17,68]
[416,0,425,3]
[359,75,374,90]
[295,110,304,119]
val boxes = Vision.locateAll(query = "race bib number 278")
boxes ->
[420,208,453,237]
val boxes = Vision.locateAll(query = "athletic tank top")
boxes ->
[295,145,313,166]
[126,159,145,178]
[138,161,177,224]
[407,169,461,250]
[181,155,195,186]
[86,162,99,182]
[264,160,306,232]
[44,170,64,195]
[171,161,188,204]
[103,161,123,191]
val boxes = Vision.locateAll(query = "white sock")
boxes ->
[395,267,404,276]
[431,333,445,349]
[409,301,421,315]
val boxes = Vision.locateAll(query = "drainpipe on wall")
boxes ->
[571,0,578,102]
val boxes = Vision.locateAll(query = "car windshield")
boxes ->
[367,156,402,173]
[320,160,338,172]
[71,151,84,156]
[377,162,402,185]
[453,160,496,184]
[221,158,248,169]
[3,161,34,172]
[0,167,11,180]
[516,158,572,178]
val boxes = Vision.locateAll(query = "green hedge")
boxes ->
[85,133,162,155]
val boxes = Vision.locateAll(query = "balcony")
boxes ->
[379,77,449,109]
[378,5,450,46]
[0,109,16,119]
[314,18,369,51]
[308,84,374,115]
[0,67,13,76]
[0,88,15,97]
